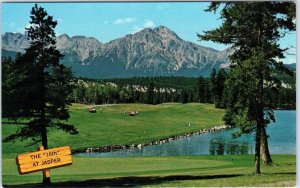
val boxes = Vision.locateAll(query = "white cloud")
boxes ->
[104,20,108,25]
[144,20,155,28]
[17,23,38,33]
[132,25,143,34]
[25,23,34,29]
[114,17,136,24]
[131,19,156,34]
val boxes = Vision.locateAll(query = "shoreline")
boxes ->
[83,124,232,153]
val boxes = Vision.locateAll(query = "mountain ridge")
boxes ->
[2,26,232,78]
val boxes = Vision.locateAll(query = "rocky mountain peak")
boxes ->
[72,36,86,40]
[154,26,179,40]
[131,27,158,39]
[56,34,71,47]
[56,35,103,63]
[2,27,232,78]
[69,35,102,45]
[2,32,29,53]
[6,32,24,38]
[57,33,70,40]
[131,26,180,43]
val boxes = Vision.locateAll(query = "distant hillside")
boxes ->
[2,26,232,79]
[285,63,296,71]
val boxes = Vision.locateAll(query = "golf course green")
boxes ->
[2,103,225,155]
[2,103,296,186]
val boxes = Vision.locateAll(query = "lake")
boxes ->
[77,110,295,157]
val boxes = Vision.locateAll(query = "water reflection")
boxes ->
[209,138,249,155]
[77,110,295,158]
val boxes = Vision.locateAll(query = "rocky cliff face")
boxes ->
[56,34,103,64]
[2,32,29,53]
[2,26,232,78]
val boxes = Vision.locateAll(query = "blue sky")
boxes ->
[2,2,296,64]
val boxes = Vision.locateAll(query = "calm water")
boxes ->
[78,110,296,157]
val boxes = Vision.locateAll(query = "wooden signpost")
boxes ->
[16,146,73,183]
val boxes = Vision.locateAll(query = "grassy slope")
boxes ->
[2,103,224,156]
[2,103,295,186]
[2,155,296,187]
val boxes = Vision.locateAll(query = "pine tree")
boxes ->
[214,69,227,108]
[146,82,155,104]
[3,4,78,183]
[210,68,217,103]
[197,76,206,103]
[199,2,295,174]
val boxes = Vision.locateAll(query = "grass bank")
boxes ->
[2,155,296,187]
[2,103,224,156]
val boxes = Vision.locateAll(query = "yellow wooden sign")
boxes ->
[16,146,72,175]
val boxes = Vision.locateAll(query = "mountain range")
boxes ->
[3,26,233,79]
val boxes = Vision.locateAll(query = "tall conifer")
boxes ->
[199,2,295,174]
[3,5,78,183]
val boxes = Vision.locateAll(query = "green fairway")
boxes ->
[2,103,224,156]
[2,155,296,187]
[2,103,295,187]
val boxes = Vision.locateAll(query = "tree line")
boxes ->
[71,69,295,109]
[72,77,199,105]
